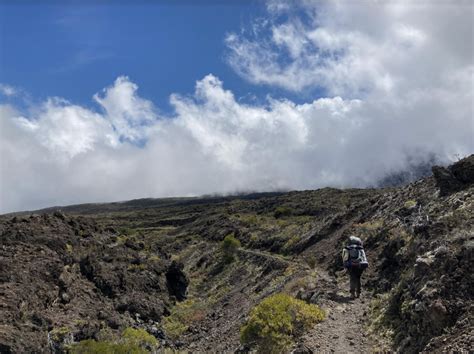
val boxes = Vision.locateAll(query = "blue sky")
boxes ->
[0,1,311,113]
[0,1,472,213]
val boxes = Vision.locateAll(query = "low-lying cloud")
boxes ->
[0,0,472,213]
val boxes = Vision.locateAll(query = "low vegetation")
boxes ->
[70,339,146,354]
[240,293,325,353]
[162,299,207,340]
[273,206,294,219]
[221,233,241,263]
[121,327,158,348]
[403,199,417,209]
[70,328,157,354]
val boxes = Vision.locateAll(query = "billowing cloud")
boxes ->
[0,0,473,213]
[226,0,473,97]
[16,98,114,158]
[94,76,157,143]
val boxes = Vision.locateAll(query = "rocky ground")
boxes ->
[1,155,473,353]
[295,269,377,353]
[0,213,187,352]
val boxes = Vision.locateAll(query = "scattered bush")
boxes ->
[70,327,157,354]
[49,326,71,342]
[121,327,157,348]
[353,219,383,231]
[162,317,187,340]
[250,234,258,243]
[240,214,258,225]
[127,263,147,272]
[70,339,146,354]
[147,255,160,262]
[221,233,241,263]
[283,235,300,251]
[48,326,73,352]
[162,299,207,340]
[240,293,325,353]
[282,273,317,295]
[404,200,417,209]
[274,206,294,219]
[368,292,395,347]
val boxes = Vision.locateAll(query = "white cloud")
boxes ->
[94,76,157,142]
[0,84,19,97]
[18,98,114,158]
[226,0,474,97]
[0,0,473,213]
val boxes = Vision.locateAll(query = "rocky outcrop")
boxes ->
[165,261,189,301]
[0,213,184,352]
[451,155,474,184]
[384,241,473,353]
[432,155,474,195]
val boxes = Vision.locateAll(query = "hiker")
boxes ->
[342,236,368,299]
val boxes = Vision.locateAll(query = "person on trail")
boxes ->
[342,236,368,299]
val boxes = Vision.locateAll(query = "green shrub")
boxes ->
[274,206,293,219]
[121,328,157,348]
[70,339,146,354]
[283,235,300,251]
[404,200,417,209]
[49,326,73,352]
[148,255,160,262]
[162,299,206,340]
[240,293,325,353]
[353,219,383,231]
[70,327,157,354]
[250,234,258,243]
[240,214,258,225]
[127,263,147,272]
[49,326,71,342]
[221,233,241,263]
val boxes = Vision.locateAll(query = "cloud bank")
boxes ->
[1,0,473,213]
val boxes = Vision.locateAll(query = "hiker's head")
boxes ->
[348,235,362,246]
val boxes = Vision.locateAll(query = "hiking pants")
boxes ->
[348,268,364,296]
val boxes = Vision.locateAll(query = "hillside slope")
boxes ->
[1,155,473,353]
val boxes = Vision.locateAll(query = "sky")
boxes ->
[0,0,473,213]
[0,1,307,111]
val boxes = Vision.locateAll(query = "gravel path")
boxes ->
[294,270,377,353]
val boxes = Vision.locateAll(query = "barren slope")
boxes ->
[1,155,473,353]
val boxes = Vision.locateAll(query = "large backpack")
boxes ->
[343,244,368,269]
[349,247,361,261]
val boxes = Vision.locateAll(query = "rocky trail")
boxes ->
[294,268,377,353]
[240,246,379,353]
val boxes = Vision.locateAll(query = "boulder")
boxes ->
[165,261,189,301]
[432,166,462,196]
[115,294,166,321]
[414,254,434,278]
[450,155,474,184]
[433,154,474,196]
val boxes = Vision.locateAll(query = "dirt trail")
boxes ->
[238,247,378,353]
[237,247,298,266]
[238,246,378,353]
[295,269,377,353]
